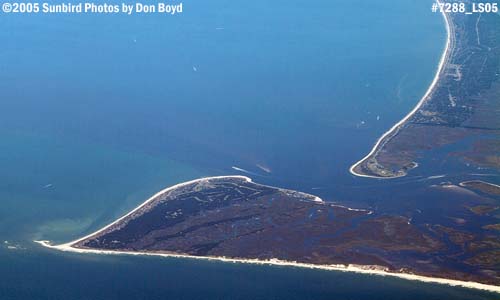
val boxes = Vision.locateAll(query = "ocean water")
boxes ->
[0,0,497,299]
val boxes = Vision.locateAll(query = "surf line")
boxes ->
[349,1,452,179]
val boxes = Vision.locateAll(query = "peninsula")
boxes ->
[37,176,500,293]
[350,1,500,178]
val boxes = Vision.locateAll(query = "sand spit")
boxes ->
[52,175,252,248]
[34,175,499,293]
[349,1,452,179]
[35,240,500,293]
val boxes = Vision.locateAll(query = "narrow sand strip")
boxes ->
[35,174,498,293]
[54,175,252,248]
[349,1,452,179]
[35,240,500,293]
[459,180,500,189]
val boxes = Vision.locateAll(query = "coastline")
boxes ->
[54,175,252,249]
[34,175,499,294]
[35,240,500,294]
[349,1,452,179]
[459,180,500,189]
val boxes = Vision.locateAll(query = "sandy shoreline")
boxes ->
[35,240,500,293]
[349,1,452,179]
[54,175,252,248]
[459,180,500,189]
[35,175,499,293]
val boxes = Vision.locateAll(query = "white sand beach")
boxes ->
[35,172,500,294]
[349,1,452,179]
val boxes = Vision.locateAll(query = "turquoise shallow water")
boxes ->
[1,0,497,299]
[0,0,446,188]
[0,130,203,243]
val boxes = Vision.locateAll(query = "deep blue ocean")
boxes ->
[0,0,497,299]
